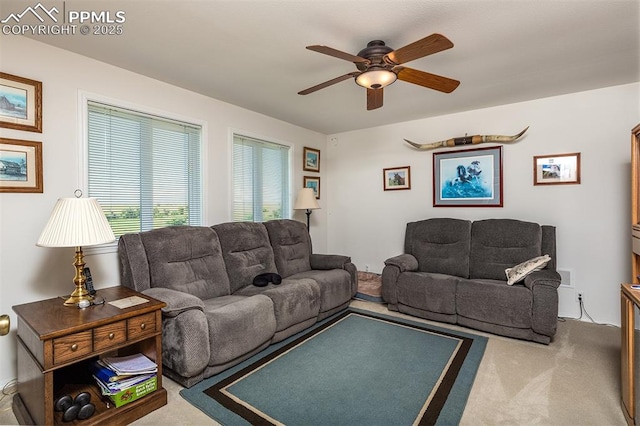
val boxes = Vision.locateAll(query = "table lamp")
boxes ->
[37,191,116,306]
[293,187,320,228]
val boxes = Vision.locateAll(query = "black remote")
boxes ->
[83,267,96,295]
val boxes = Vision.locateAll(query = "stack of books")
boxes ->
[91,353,158,408]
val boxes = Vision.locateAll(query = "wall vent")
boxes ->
[558,269,573,288]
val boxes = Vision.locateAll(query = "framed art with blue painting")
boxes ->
[433,146,503,207]
[0,72,42,133]
[0,137,43,193]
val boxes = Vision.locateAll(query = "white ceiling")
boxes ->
[10,0,640,134]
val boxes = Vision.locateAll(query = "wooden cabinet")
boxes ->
[631,123,640,283]
[12,286,167,425]
[624,124,640,425]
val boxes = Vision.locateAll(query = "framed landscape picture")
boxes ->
[303,176,320,199]
[533,152,581,185]
[303,147,320,172]
[0,138,43,193]
[433,146,503,207]
[0,72,42,133]
[383,166,411,191]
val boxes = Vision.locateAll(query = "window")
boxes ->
[87,101,202,238]
[232,134,290,222]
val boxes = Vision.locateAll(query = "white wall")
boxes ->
[0,36,327,386]
[326,83,640,325]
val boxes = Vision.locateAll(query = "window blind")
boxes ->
[233,135,290,222]
[87,101,202,238]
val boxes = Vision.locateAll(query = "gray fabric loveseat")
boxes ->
[118,219,357,387]
[382,218,560,344]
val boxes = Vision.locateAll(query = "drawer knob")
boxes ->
[108,332,115,340]
[140,323,146,330]
[71,344,78,352]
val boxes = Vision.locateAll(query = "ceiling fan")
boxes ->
[298,34,460,111]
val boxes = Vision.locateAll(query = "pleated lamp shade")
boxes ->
[37,197,115,248]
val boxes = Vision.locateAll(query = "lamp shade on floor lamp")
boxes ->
[294,187,320,228]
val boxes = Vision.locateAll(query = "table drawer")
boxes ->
[94,320,127,351]
[53,330,93,365]
[128,312,156,340]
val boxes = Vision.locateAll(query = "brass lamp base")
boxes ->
[63,289,95,306]
[63,246,94,306]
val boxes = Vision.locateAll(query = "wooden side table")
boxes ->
[12,286,167,425]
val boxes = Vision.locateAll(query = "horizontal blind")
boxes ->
[233,135,289,222]
[87,101,202,237]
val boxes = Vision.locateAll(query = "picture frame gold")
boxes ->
[303,147,320,172]
[0,137,43,193]
[303,175,320,199]
[533,152,581,185]
[0,72,43,133]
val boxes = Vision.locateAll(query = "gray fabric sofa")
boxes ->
[118,219,357,387]
[382,218,561,344]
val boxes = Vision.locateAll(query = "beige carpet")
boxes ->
[0,299,626,425]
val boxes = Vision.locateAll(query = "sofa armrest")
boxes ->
[524,269,561,340]
[141,287,205,318]
[523,269,561,291]
[310,253,351,270]
[141,287,210,379]
[384,254,419,273]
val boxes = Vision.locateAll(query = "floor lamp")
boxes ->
[294,187,320,228]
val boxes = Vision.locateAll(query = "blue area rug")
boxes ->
[180,308,487,425]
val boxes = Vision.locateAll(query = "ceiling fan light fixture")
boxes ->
[355,69,397,89]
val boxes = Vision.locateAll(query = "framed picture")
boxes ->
[433,146,503,207]
[0,72,42,133]
[303,176,320,199]
[533,152,581,185]
[303,147,320,172]
[0,137,43,193]
[383,166,411,191]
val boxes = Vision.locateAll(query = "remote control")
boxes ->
[83,267,96,295]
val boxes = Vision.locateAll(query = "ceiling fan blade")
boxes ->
[367,88,383,110]
[385,33,454,65]
[306,45,370,64]
[298,72,359,95]
[395,67,460,93]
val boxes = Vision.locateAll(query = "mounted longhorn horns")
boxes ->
[404,126,529,151]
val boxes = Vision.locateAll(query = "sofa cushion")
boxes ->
[138,226,231,299]
[457,278,533,328]
[263,219,312,278]
[396,272,457,315]
[213,222,278,293]
[505,254,551,285]
[235,278,321,332]
[405,218,472,278]
[470,219,542,280]
[287,269,352,313]
[203,295,276,366]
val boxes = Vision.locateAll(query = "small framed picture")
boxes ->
[303,147,320,172]
[433,146,503,207]
[383,166,411,191]
[0,137,43,193]
[533,153,581,185]
[0,72,43,133]
[303,176,320,199]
